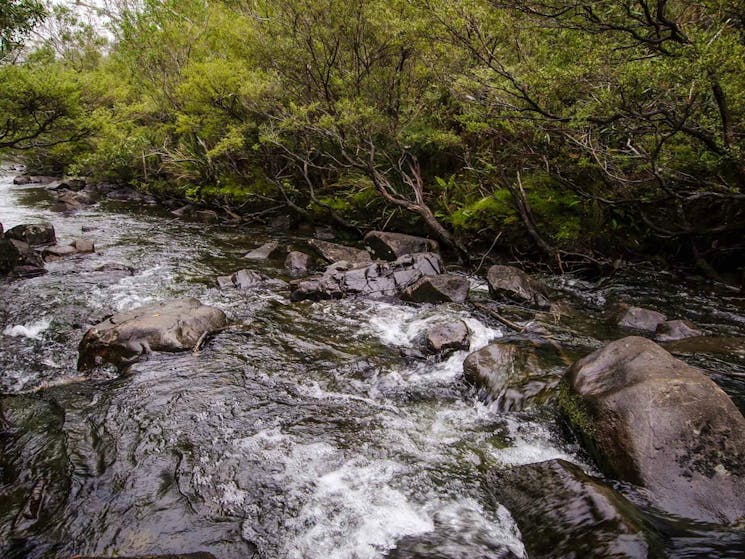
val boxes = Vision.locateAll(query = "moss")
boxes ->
[449,190,515,232]
[556,378,596,440]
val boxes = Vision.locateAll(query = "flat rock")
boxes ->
[566,336,745,524]
[486,265,551,308]
[425,320,470,355]
[654,319,703,342]
[291,252,443,301]
[77,298,228,371]
[4,222,56,246]
[401,274,469,304]
[463,337,564,411]
[661,335,745,356]
[71,238,95,253]
[308,239,371,266]
[364,230,439,260]
[616,305,667,332]
[12,175,57,185]
[244,241,282,260]
[43,245,78,261]
[487,459,654,558]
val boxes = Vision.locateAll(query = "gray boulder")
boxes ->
[308,239,371,266]
[244,241,282,260]
[285,251,314,277]
[464,337,564,411]
[654,319,703,342]
[77,298,228,370]
[425,320,470,355]
[566,336,745,524]
[616,305,667,332]
[291,252,443,301]
[364,230,439,260]
[401,274,469,304]
[486,265,551,308]
[487,459,655,558]
[42,238,95,261]
[4,222,56,246]
[0,238,44,274]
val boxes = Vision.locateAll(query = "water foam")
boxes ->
[3,318,51,339]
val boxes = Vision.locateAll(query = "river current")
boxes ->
[1,169,745,558]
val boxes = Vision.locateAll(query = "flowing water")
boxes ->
[1,169,745,559]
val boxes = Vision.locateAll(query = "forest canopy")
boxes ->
[1,0,744,271]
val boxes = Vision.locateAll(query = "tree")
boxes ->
[0,0,45,60]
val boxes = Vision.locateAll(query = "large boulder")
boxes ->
[77,298,228,371]
[487,459,654,559]
[401,274,469,304]
[425,320,470,355]
[4,222,56,246]
[0,238,45,275]
[364,230,439,260]
[463,337,564,411]
[308,239,371,266]
[616,305,667,332]
[486,265,551,308]
[565,336,745,524]
[291,252,442,301]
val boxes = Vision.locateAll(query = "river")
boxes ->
[1,169,745,558]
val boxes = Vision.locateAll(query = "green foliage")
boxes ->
[0,0,45,60]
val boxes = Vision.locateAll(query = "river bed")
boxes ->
[1,170,745,558]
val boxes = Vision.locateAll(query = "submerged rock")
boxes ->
[364,230,439,260]
[616,305,667,332]
[654,320,704,342]
[425,320,470,355]
[660,335,745,357]
[308,239,371,266]
[486,265,551,308]
[463,337,564,411]
[487,459,655,558]
[401,274,469,304]
[566,336,745,524]
[4,222,56,246]
[77,298,228,371]
[291,252,443,301]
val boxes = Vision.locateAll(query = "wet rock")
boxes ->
[401,274,469,304]
[171,204,193,218]
[12,175,57,185]
[9,265,47,278]
[487,459,654,559]
[77,298,228,371]
[195,209,219,223]
[244,241,282,260]
[291,252,443,301]
[233,269,265,289]
[364,230,439,260]
[463,337,564,411]
[308,239,372,266]
[399,347,427,360]
[88,263,135,282]
[425,320,470,355]
[0,238,44,274]
[71,238,95,254]
[43,245,78,261]
[285,251,314,277]
[486,265,551,308]
[661,335,745,356]
[616,305,667,332]
[4,222,56,246]
[106,187,143,202]
[566,336,745,524]
[654,319,703,342]
[217,275,234,289]
[314,226,336,240]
